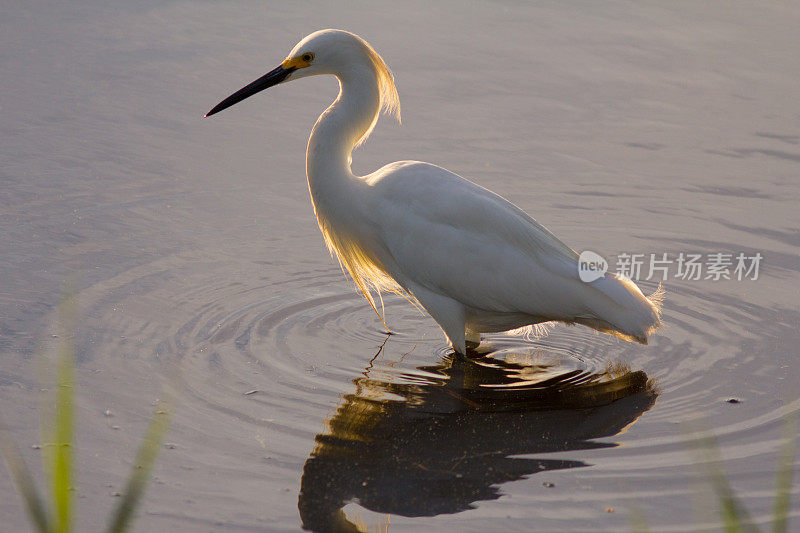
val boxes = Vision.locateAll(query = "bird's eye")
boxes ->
[302,53,314,63]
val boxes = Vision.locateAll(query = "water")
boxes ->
[1,1,798,531]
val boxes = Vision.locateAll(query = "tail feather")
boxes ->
[578,274,664,344]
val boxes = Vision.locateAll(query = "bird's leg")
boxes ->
[405,283,467,354]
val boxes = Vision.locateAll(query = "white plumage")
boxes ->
[206,29,663,354]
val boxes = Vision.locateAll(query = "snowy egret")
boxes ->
[206,29,663,354]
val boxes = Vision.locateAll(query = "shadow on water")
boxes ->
[297,344,658,532]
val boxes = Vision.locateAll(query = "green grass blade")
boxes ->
[106,401,173,533]
[0,419,50,532]
[688,423,759,533]
[771,410,798,533]
[51,329,76,533]
[627,503,651,533]
[705,462,758,533]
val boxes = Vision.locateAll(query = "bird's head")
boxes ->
[205,29,399,120]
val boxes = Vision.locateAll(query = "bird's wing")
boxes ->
[365,161,584,316]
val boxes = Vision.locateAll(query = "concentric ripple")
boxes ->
[64,253,800,531]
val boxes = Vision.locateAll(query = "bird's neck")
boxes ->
[306,64,381,197]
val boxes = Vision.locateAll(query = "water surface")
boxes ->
[1,1,798,531]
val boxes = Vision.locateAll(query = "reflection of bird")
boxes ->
[206,29,663,353]
[296,350,657,531]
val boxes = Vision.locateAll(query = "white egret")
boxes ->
[206,29,663,354]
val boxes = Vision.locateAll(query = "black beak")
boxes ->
[205,65,296,117]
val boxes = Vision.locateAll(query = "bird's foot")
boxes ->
[465,330,481,348]
[465,339,481,351]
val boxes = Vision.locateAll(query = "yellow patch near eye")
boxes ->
[281,54,312,70]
